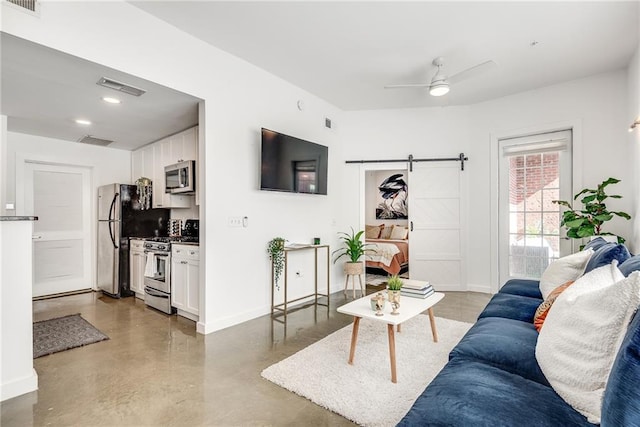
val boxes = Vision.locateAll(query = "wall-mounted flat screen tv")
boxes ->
[260,128,328,195]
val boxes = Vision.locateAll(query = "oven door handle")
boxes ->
[144,251,169,257]
[144,286,169,299]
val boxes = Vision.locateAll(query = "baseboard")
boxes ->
[467,283,492,294]
[1,369,38,402]
[196,305,268,335]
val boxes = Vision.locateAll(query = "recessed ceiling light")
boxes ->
[102,97,121,104]
[75,119,91,125]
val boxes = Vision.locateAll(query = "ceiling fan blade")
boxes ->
[448,60,496,85]
[384,83,431,89]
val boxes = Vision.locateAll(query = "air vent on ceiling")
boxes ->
[5,0,39,14]
[78,135,114,147]
[97,77,146,97]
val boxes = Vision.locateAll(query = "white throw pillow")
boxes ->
[539,248,594,299]
[535,264,640,424]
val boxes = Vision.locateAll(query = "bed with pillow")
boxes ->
[364,224,409,275]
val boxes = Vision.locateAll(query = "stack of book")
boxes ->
[401,281,435,299]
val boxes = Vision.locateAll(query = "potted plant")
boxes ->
[267,237,286,290]
[553,177,631,247]
[332,227,373,275]
[386,274,403,315]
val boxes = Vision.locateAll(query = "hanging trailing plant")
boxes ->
[267,237,286,290]
[135,177,153,210]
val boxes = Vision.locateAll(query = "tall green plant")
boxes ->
[553,177,631,244]
[332,227,373,263]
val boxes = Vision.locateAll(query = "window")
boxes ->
[499,130,572,282]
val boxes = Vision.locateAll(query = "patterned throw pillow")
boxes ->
[365,224,383,239]
[379,225,393,239]
[533,280,574,332]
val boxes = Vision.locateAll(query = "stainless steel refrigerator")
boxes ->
[97,184,170,297]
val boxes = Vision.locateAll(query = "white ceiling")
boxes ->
[1,2,638,151]
[133,1,639,110]
[0,32,200,150]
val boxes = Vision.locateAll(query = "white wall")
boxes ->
[629,44,640,253]
[0,220,38,401]
[0,1,345,335]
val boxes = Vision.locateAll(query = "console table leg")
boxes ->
[348,317,361,364]
[428,307,438,342]
[387,323,397,383]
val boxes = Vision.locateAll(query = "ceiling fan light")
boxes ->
[429,83,450,97]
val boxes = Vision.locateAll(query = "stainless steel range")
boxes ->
[143,239,173,314]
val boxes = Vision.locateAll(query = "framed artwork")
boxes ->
[376,173,408,219]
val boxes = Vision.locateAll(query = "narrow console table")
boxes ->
[271,244,330,320]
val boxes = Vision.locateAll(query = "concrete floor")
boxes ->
[1,288,490,426]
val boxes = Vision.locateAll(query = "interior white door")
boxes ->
[23,162,92,297]
[408,163,465,291]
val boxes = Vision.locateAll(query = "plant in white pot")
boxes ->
[332,228,373,276]
[386,274,403,315]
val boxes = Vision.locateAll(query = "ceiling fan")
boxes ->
[384,57,497,97]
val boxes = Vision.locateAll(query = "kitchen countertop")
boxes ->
[0,216,38,221]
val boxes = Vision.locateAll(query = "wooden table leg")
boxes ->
[348,317,361,364]
[387,323,397,383]
[428,307,438,342]
[358,274,364,297]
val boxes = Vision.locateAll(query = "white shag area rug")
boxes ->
[261,315,472,427]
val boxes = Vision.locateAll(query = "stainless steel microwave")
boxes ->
[165,160,195,194]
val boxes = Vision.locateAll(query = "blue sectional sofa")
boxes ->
[398,241,640,427]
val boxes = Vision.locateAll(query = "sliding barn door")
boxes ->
[408,163,465,291]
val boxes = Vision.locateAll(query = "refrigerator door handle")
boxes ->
[108,192,119,249]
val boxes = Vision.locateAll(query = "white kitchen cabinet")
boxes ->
[131,127,198,209]
[129,239,146,299]
[171,244,199,321]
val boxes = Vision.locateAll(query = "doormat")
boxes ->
[33,313,109,358]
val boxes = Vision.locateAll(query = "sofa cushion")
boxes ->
[397,357,594,427]
[478,293,542,323]
[583,243,630,274]
[533,280,574,332]
[619,254,640,277]
[499,278,542,299]
[536,265,637,424]
[539,249,593,299]
[601,310,640,426]
[582,236,609,251]
[450,317,549,386]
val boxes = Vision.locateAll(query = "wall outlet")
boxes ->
[295,270,304,278]
[228,216,243,227]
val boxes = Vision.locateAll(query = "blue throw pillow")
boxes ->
[583,237,609,252]
[584,243,631,273]
[619,255,640,277]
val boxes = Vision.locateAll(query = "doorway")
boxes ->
[359,162,466,291]
[498,130,573,285]
[22,162,92,297]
